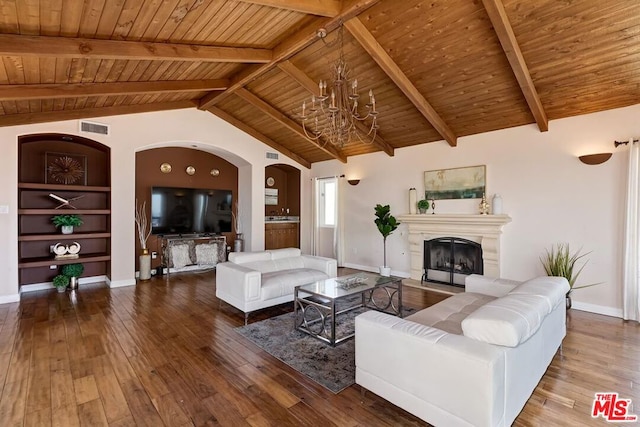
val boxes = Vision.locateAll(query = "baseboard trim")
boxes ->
[106,278,136,288]
[342,263,410,279]
[0,293,20,304]
[571,301,622,318]
[20,275,108,293]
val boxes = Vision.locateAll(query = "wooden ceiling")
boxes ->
[2,0,639,168]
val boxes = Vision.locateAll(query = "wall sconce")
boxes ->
[578,153,612,165]
[347,179,360,186]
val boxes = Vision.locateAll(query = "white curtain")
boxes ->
[311,178,320,256]
[623,137,640,321]
[334,177,346,266]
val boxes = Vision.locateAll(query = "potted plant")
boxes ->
[61,263,84,290]
[417,199,430,214]
[52,274,69,293]
[540,243,599,309]
[374,204,400,277]
[52,214,83,234]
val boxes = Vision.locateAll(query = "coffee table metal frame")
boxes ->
[293,272,403,346]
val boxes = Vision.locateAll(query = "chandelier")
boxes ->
[300,25,379,147]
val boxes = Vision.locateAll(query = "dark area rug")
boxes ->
[235,302,413,394]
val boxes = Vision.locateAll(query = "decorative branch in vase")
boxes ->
[135,199,152,254]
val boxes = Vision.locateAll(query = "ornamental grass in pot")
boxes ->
[540,243,600,309]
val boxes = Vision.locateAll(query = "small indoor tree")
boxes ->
[374,204,400,276]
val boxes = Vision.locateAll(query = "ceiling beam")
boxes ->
[277,60,394,156]
[236,0,342,17]
[345,17,458,147]
[0,80,230,101]
[0,34,272,63]
[208,107,312,169]
[235,88,347,163]
[481,0,548,132]
[0,101,195,128]
[198,0,381,110]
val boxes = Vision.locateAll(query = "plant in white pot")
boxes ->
[374,204,400,277]
[52,214,83,234]
[52,274,69,293]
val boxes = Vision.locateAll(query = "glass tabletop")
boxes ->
[296,272,401,300]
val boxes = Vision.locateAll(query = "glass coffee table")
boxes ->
[293,272,403,346]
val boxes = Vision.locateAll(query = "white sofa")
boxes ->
[216,248,337,323]
[355,274,570,427]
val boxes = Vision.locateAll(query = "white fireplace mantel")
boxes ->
[398,214,512,281]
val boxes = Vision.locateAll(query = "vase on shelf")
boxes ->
[139,248,151,281]
[61,225,73,234]
[409,188,417,214]
[492,194,503,215]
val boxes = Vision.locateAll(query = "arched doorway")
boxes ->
[264,164,301,249]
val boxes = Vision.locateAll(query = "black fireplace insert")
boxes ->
[422,237,483,287]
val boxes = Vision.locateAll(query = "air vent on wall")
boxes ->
[79,120,110,136]
[266,152,279,160]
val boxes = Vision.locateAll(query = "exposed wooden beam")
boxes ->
[0,101,195,128]
[198,0,381,110]
[235,88,347,163]
[0,80,230,101]
[237,0,342,17]
[345,17,458,147]
[277,60,394,156]
[0,34,272,63]
[481,0,548,132]
[208,107,312,169]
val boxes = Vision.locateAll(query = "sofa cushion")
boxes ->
[461,294,550,347]
[229,251,271,264]
[268,248,301,259]
[508,276,570,312]
[261,268,329,300]
[406,292,495,335]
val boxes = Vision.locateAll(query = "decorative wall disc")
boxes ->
[266,177,275,187]
[210,168,220,177]
[47,156,84,184]
[186,166,196,175]
[160,163,172,173]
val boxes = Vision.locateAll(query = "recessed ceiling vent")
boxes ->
[266,152,279,160]
[79,120,110,136]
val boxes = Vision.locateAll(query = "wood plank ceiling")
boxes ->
[1,0,639,167]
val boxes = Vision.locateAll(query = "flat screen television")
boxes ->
[151,186,233,235]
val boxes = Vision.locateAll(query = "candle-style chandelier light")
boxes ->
[300,24,380,147]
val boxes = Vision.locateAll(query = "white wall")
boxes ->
[312,104,640,317]
[0,108,309,301]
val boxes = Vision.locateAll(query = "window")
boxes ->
[318,178,337,227]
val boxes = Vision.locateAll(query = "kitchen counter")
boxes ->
[265,216,300,223]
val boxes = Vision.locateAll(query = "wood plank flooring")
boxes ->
[0,268,638,426]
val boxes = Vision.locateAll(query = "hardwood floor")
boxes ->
[0,269,638,426]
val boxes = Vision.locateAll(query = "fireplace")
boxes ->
[397,214,512,285]
[423,237,483,287]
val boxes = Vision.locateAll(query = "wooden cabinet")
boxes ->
[18,134,111,288]
[265,223,299,250]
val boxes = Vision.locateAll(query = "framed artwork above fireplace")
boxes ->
[424,165,485,200]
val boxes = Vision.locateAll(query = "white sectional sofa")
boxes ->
[216,248,337,324]
[355,274,570,427]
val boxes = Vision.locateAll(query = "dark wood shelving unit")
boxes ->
[19,254,111,268]
[18,133,111,287]
[19,232,111,242]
